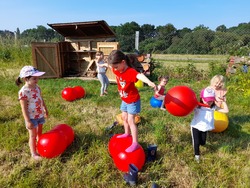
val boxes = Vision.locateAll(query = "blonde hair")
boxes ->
[210,75,226,89]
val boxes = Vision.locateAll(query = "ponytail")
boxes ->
[15,77,23,86]
[108,50,142,72]
[125,54,133,68]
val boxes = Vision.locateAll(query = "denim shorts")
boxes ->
[120,99,141,115]
[26,117,45,128]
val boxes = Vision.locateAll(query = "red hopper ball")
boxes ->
[51,124,74,146]
[37,131,68,158]
[73,86,85,99]
[62,87,76,101]
[108,134,132,157]
[113,144,145,172]
[165,85,198,116]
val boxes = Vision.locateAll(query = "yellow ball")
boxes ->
[212,111,229,133]
[135,80,143,88]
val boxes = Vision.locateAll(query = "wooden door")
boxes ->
[31,42,62,78]
[97,42,119,82]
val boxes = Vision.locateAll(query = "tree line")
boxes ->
[1,22,250,56]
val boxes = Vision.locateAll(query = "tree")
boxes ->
[140,24,156,41]
[115,22,141,52]
[171,28,215,54]
[154,23,177,52]
[176,27,192,38]
[20,25,62,44]
[211,32,239,54]
[193,24,209,31]
[216,25,227,32]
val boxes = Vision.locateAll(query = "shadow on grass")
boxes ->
[205,114,250,153]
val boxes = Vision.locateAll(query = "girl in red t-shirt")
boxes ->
[108,50,156,152]
[154,75,169,110]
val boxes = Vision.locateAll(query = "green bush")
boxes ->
[151,62,207,82]
[227,71,250,106]
[0,47,12,62]
[0,44,32,67]
[208,61,228,77]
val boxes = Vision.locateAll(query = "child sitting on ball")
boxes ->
[154,75,169,110]
[209,75,227,108]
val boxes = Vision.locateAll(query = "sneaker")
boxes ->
[195,155,200,163]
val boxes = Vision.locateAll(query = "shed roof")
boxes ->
[47,20,116,39]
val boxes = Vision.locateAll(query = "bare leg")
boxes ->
[125,113,139,153]
[117,111,131,138]
[160,96,166,111]
[36,124,43,141]
[28,128,41,160]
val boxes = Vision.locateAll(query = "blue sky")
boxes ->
[1,0,249,32]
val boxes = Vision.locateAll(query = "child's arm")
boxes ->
[96,60,108,68]
[216,101,229,113]
[216,89,227,101]
[136,73,156,88]
[20,100,33,129]
[42,99,49,118]
[154,85,165,97]
[99,63,108,68]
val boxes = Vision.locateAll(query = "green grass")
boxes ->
[152,54,228,71]
[0,54,249,187]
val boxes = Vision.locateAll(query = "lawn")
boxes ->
[0,54,249,187]
[152,54,228,71]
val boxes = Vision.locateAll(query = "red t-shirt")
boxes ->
[112,67,140,103]
[154,85,165,98]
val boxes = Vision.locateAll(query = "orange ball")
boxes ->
[212,111,229,133]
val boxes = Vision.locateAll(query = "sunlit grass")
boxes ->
[0,54,249,187]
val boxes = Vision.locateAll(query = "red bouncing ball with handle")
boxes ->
[164,85,198,116]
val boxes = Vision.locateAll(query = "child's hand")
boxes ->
[148,82,156,89]
[216,95,226,102]
[44,110,49,118]
[26,121,34,129]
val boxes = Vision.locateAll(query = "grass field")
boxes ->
[152,54,229,71]
[0,54,249,187]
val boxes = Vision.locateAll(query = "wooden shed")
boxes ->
[32,20,119,80]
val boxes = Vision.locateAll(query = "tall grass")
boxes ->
[0,52,249,187]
